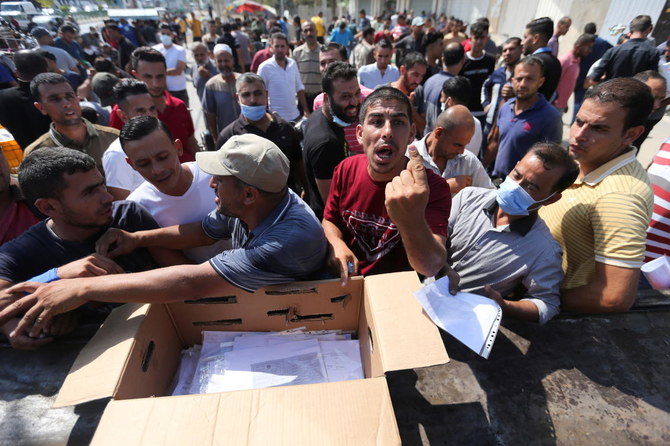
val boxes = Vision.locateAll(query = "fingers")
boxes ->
[9,331,53,350]
[406,146,428,187]
[88,254,125,276]
[447,268,460,295]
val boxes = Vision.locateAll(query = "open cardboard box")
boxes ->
[55,271,449,445]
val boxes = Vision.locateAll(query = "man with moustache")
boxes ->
[482,37,523,135]
[0,147,181,349]
[108,47,199,163]
[388,52,428,135]
[521,17,561,102]
[202,44,240,137]
[539,78,654,313]
[303,62,362,219]
[103,79,159,200]
[292,21,322,113]
[0,135,329,342]
[217,73,307,197]
[322,86,455,287]
[25,73,119,168]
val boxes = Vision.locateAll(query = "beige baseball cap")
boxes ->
[196,134,289,193]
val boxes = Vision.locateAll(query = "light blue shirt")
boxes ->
[203,189,328,292]
[357,63,400,89]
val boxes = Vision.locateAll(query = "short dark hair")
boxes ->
[321,42,348,61]
[114,79,150,109]
[271,32,288,44]
[584,22,597,34]
[131,47,166,71]
[575,33,596,47]
[119,116,173,153]
[59,24,77,34]
[106,24,121,33]
[30,72,70,102]
[18,147,96,203]
[584,78,653,130]
[441,76,471,105]
[525,17,553,44]
[504,36,521,47]
[630,15,652,33]
[362,27,374,38]
[517,55,545,76]
[14,50,48,81]
[322,61,358,96]
[222,23,232,33]
[634,70,666,85]
[528,142,579,193]
[375,39,393,50]
[360,86,413,126]
[421,31,444,52]
[470,21,488,38]
[159,23,171,31]
[443,42,465,66]
[93,57,116,73]
[402,51,427,69]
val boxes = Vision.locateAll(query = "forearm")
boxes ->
[322,219,346,248]
[185,135,200,156]
[297,90,309,115]
[136,221,215,250]
[501,299,540,322]
[396,221,446,277]
[206,113,218,137]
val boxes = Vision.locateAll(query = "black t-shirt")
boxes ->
[0,81,52,149]
[460,53,496,113]
[395,35,422,66]
[0,201,159,283]
[217,112,303,191]
[534,51,562,102]
[302,109,347,219]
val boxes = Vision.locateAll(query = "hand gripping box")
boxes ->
[54,271,449,445]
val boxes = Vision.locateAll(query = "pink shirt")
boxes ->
[553,51,580,109]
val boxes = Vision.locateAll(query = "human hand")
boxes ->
[0,281,88,339]
[57,253,124,279]
[501,83,514,99]
[385,145,429,227]
[197,65,211,77]
[327,241,359,287]
[95,228,137,258]
[446,175,472,194]
[484,284,506,309]
[1,318,53,350]
[43,311,80,337]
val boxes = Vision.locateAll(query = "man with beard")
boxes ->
[521,17,561,102]
[303,62,362,219]
[108,47,199,163]
[202,44,241,137]
[0,147,181,349]
[490,56,562,179]
[292,21,322,113]
[322,86,455,286]
[0,135,329,342]
[481,37,523,135]
[394,16,425,66]
[389,52,428,135]
[459,20,495,126]
[258,32,309,122]
[25,73,119,168]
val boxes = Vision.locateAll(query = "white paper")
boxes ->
[319,340,364,382]
[170,345,202,396]
[205,339,328,392]
[414,276,502,359]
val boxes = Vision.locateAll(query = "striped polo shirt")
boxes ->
[645,137,670,262]
[539,149,653,290]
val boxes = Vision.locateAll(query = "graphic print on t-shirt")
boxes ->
[343,209,401,261]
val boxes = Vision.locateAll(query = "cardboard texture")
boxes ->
[55,272,449,444]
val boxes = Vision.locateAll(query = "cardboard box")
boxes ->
[55,271,449,445]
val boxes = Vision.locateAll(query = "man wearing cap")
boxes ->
[202,44,240,137]
[31,27,80,75]
[0,134,330,336]
[394,17,425,66]
[91,72,120,108]
[25,73,119,168]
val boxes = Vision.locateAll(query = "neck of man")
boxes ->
[242,192,285,232]
[248,112,272,131]
[275,56,286,68]
[152,93,167,113]
[377,62,386,75]
[306,39,318,50]
[220,71,235,81]
[630,31,646,39]
[55,120,87,144]
[470,47,483,58]
[48,218,101,242]
[506,61,518,74]
[515,93,540,113]
[426,132,447,172]
[162,163,193,197]
[390,77,409,95]
[579,145,631,178]
[495,206,525,227]
[445,64,460,75]
[367,158,406,182]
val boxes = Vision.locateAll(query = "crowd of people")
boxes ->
[0,9,668,350]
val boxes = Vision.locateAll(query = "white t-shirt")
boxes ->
[258,56,304,121]
[127,162,228,262]
[466,117,483,156]
[153,43,187,91]
[102,138,145,193]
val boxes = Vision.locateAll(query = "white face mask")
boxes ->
[160,34,172,46]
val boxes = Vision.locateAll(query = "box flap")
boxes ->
[364,272,449,373]
[91,376,399,445]
[53,303,150,408]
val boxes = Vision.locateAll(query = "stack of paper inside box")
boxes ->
[170,329,364,395]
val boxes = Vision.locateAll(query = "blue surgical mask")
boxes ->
[160,34,173,46]
[330,104,350,127]
[241,104,266,121]
[496,176,555,216]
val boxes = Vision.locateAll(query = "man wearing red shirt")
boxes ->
[108,47,199,162]
[323,86,457,287]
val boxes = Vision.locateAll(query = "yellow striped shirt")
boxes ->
[539,149,653,289]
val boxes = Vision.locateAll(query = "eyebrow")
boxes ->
[513,168,540,189]
[82,180,105,196]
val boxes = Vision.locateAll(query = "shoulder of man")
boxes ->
[24,132,56,156]
[92,123,120,137]
[110,200,160,232]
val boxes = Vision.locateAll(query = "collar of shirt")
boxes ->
[578,147,637,186]
[411,134,465,175]
[49,118,98,149]
[268,56,295,70]
[506,94,548,115]
[238,111,275,131]
[248,190,292,240]
[483,195,538,236]
[533,47,552,55]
